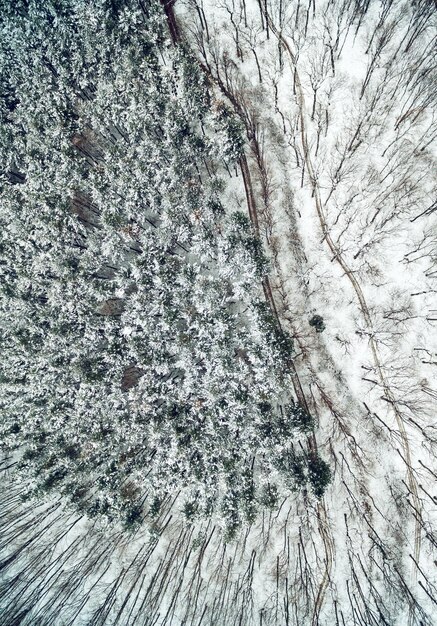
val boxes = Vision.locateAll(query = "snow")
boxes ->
[0,0,436,625]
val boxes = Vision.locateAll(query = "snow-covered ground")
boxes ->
[0,1,435,625]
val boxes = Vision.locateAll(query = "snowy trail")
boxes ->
[239,115,335,626]
[264,11,422,616]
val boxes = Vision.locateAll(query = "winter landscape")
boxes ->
[0,0,436,624]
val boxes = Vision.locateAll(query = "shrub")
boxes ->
[307,456,331,498]
[309,314,326,333]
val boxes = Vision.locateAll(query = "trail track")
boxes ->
[240,125,334,626]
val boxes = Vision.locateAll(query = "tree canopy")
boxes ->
[0,0,328,535]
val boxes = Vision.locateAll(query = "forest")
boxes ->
[0,0,436,625]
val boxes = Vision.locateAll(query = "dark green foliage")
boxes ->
[259,483,279,509]
[243,235,269,277]
[64,444,80,460]
[207,198,226,216]
[42,467,68,492]
[272,448,331,498]
[22,447,40,462]
[179,45,210,116]
[287,402,314,432]
[255,302,294,360]
[215,102,245,159]
[274,451,307,488]
[258,406,298,442]
[228,212,269,275]
[87,497,112,519]
[149,497,163,519]
[79,357,108,382]
[258,401,272,414]
[232,211,250,228]
[309,314,326,333]
[307,456,331,498]
[70,486,89,504]
[124,504,143,530]
[222,489,241,541]
[183,499,198,521]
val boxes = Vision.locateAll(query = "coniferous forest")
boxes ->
[1,1,436,625]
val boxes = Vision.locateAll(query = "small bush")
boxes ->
[124,504,143,530]
[307,456,331,498]
[309,314,325,333]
